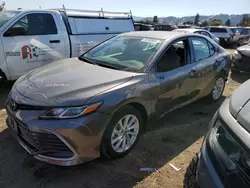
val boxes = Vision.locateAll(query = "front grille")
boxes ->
[206,121,250,188]
[18,104,50,110]
[9,117,73,158]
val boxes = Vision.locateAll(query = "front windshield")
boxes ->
[80,35,163,72]
[0,11,20,28]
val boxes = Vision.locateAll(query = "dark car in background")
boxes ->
[154,23,178,31]
[134,23,154,31]
[232,42,250,73]
[5,31,231,166]
[184,79,250,188]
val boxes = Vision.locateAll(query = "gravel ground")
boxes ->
[0,71,249,188]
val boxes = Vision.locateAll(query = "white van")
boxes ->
[0,8,135,82]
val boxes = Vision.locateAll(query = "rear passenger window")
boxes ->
[210,28,227,33]
[208,42,215,56]
[7,13,57,36]
[190,37,210,61]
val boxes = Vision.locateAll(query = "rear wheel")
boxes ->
[101,105,143,159]
[207,77,225,102]
[184,153,199,188]
[0,71,6,88]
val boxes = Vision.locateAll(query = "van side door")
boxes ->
[2,12,67,79]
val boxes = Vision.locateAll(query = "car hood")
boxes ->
[237,44,250,57]
[15,58,137,106]
[229,79,250,132]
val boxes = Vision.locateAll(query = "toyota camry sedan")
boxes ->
[6,31,231,166]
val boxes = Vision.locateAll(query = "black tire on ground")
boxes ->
[100,105,143,159]
[0,71,6,88]
[219,38,226,47]
[207,76,226,102]
[184,153,199,188]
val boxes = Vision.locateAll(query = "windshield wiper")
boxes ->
[94,62,121,70]
[79,56,122,70]
[78,56,100,66]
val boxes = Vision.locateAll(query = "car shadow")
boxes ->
[0,96,225,188]
[0,81,14,110]
[231,71,250,84]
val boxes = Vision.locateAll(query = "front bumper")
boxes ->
[232,54,250,73]
[196,98,250,187]
[196,140,224,188]
[5,97,111,166]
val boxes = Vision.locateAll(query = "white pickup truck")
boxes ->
[0,8,135,82]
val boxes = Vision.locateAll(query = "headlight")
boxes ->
[233,50,242,59]
[39,102,103,119]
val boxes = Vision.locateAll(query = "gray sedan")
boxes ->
[5,31,231,166]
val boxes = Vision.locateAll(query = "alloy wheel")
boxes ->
[111,114,139,153]
[212,78,225,100]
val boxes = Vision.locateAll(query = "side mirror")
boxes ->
[3,27,26,37]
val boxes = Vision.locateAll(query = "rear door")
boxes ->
[152,38,198,117]
[2,12,67,79]
[188,36,219,97]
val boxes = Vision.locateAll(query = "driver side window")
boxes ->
[157,40,188,73]
[4,13,57,36]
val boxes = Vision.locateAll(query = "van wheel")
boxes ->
[0,71,6,88]
[207,77,225,102]
[184,153,199,188]
[101,105,143,159]
[219,38,226,47]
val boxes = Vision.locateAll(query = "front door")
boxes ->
[2,12,66,79]
[151,38,198,118]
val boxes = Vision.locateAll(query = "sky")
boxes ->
[4,0,250,17]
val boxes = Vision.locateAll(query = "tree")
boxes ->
[239,14,250,26]
[225,19,231,26]
[135,20,153,25]
[201,20,209,27]
[183,21,193,25]
[153,16,158,24]
[194,13,200,25]
[210,19,222,26]
[0,2,5,12]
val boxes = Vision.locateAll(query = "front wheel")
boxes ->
[208,77,225,102]
[101,105,143,159]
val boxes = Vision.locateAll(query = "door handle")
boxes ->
[49,40,60,43]
[159,75,165,80]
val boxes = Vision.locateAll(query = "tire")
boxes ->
[219,38,226,47]
[0,71,6,88]
[101,105,143,159]
[207,76,225,102]
[184,153,199,188]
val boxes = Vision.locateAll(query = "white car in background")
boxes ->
[203,26,237,46]
[174,28,220,44]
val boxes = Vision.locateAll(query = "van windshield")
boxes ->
[0,11,20,28]
[80,35,163,73]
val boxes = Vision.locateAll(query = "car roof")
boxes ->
[120,31,190,40]
[175,28,201,33]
